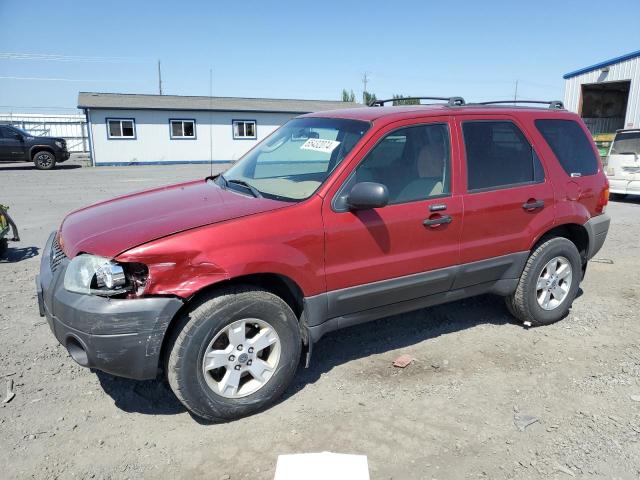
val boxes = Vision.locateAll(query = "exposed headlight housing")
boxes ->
[54,140,63,149]
[64,254,147,296]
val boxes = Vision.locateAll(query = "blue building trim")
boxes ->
[563,49,640,79]
[94,160,233,166]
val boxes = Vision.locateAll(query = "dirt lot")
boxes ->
[1,159,639,479]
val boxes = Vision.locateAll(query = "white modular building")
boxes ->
[563,49,640,135]
[78,92,358,166]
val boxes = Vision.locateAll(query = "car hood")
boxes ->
[58,179,289,258]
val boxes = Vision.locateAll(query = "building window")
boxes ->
[233,120,257,139]
[170,119,196,139]
[107,118,136,139]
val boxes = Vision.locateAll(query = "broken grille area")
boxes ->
[50,235,67,273]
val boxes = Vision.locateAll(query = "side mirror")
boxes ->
[347,182,389,210]
[12,132,23,141]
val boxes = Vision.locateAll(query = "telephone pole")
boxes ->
[362,72,369,104]
[158,60,163,95]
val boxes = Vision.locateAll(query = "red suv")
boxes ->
[37,98,610,421]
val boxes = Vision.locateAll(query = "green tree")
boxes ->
[392,94,420,106]
[341,89,356,102]
[363,91,377,106]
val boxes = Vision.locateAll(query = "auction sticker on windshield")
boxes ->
[300,138,341,153]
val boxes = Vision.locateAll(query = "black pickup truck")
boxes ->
[0,124,70,170]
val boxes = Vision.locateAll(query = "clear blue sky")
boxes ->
[1,0,639,113]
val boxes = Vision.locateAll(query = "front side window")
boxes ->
[221,117,370,201]
[463,121,544,191]
[344,123,451,206]
[233,120,257,139]
[535,119,598,176]
[107,118,135,139]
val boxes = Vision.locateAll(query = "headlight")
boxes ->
[55,140,63,149]
[64,254,146,296]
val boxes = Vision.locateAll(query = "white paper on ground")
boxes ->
[274,452,369,480]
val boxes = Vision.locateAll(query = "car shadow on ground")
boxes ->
[0,245,39,262]
[283,294,518,401]
[95,294,523,420]
[0,163,82,171]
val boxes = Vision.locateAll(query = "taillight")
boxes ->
[596,185,609,214]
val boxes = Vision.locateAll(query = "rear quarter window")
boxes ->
[535,119,598,176]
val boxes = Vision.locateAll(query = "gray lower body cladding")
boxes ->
[305,251,529,343]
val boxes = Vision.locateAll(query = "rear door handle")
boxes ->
[522,199,544,210]
[423,215,452,227]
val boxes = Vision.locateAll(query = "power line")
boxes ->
[0,52,147,63]
[0,75,127,83]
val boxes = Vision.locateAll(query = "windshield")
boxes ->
[220,117,370,201]
[611,131,640,155]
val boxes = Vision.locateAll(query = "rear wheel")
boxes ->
[166,286,301,422]
[33,151,56,170]
[506,237,581,326]
[0,238,7,258]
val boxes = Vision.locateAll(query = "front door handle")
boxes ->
[522,199,544,211]
[423,215,452,227]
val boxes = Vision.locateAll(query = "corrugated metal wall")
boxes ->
[0,113,88,152]
[563,55,640,132]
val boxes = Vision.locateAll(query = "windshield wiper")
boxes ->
[226,178,263,198]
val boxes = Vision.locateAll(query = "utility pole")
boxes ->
[513,79,518,105]
[158,60,163,95]
[362,72,369,104]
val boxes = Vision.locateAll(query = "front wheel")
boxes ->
[166,287,301,422]
[506,237,582,326]
[33,151,56,170]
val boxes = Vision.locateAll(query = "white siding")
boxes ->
[563,55,640,130]
[87,109,299,165]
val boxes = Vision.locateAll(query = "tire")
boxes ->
[506,237,582,326]
[609,193,627,201]
[0,238,7,258]
[166,286,302,422]
[33,150,56,170]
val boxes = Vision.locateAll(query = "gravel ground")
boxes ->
[1,159,639,479]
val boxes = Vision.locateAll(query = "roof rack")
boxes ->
[370,96,466,107]
[474,100,565,110]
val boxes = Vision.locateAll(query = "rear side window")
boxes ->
[610,130,640,155]
[463,121,544,191]
[535,119,598,176]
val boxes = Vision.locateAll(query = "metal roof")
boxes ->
[77,92,360,113]
[563,49,640,79]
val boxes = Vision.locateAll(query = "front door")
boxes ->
[0,126,25,161]
[322,117,463,317]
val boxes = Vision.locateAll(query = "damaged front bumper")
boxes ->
[36,232,183,380]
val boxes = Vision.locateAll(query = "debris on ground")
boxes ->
[3,379,15,404]
[555,464,576,477]
[630,394,640,402]
[590,258,614,264]
[513,413,539,431]
[393,354,413,368]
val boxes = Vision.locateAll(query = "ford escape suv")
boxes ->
[37,97,610,421]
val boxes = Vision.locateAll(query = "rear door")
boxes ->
[322,116,463,317]
[456,115,555,281]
